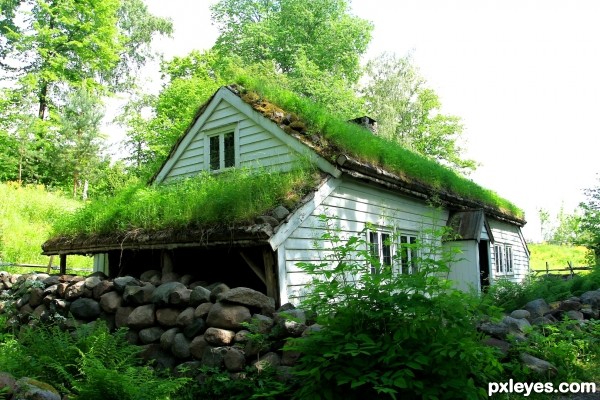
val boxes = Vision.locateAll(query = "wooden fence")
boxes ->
[532,261,593,279]
[0,256,91,274]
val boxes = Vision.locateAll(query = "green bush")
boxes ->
[484,265,600,312]
[0,318,188,399]
[286,214,504,400]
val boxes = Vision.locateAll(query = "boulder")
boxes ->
[70,298,101,320]
[206,302,251,330]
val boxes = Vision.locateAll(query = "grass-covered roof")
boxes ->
[44,75,525,254]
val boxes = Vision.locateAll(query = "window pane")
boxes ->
[410,236,418,273]
[369,231,379,274]
[400,235,409,274]
[224,132,235,168]
[505,247,513,273]
[381,233,391,267]
[209,135,220,170]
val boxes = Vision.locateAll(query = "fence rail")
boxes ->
[531,261,593,278]
[0,257,91,273]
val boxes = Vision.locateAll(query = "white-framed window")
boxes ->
[399,233,418,275]
[494,244,513,274]
[205,124,238,172]
[367,229,418,275]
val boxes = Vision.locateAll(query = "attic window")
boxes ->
[209,131,236,171]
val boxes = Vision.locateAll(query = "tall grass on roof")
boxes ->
[231,72,524,219]
[51,166,318,238]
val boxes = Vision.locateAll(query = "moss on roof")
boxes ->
[227,75,525,222]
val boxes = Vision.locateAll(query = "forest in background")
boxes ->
[0,0,598,267]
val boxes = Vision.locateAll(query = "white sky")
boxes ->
[131,0,600,243]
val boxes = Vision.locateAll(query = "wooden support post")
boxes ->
[46,255,54,274]
[59,254,67,275]
[567,261,574,278]
[545,261,549,276]
[262,249,277,304]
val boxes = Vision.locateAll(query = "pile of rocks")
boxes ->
[478,289,600,375]
[0,270,313,383]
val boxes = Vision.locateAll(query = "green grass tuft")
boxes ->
[0,182,91,269]
[52,167,319,238]
[230,73,524,219]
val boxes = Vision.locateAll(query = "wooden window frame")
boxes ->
[494,243,514,275]
[367,229,418,275]
[204,124,239,172]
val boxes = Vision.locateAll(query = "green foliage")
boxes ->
[529,243,593,273]
[505,319,600,384]
[210,0,373,83]
[579,174,600,261]
[0,319,188,399]
[232,75,523,220]
[0,181,90,268]
[174,366,293,400]
[51,166,319,238]
[483,266,600,312]
[361,52,478,174]
[287,214,503,399]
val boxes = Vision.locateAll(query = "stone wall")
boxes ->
[0,269,313,380]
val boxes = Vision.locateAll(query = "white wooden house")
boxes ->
[42,84,530,306]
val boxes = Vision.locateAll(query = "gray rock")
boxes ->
[520,352,557,376]
[217,287,276,315]
[206,302,251,330]
[176,307,195,327]
[114,306,134,329]
[201,346,228,368]
[92,280,114,299]
[183,318,206,339]
[63,281,85,300]
[502,316,531,334]
[171,333,191,359]
[156,307,181,327]
[581,290,600,308]
[194,302,213,319]
[139,326,165,344]
[160,327,179,351]
[14,377,61,400]
[224,347,246,372]
[190,336,209,360]
[99,291,122,313]
[113,276,141,293]
[509,309,531,319]
[566,310,584,321]
[559,299,582,311]
[70,298,101,320]
[275,309,307,336]
[271,205,290,221]
[127,304,156,329]
[152,282,187,306]
[123,283,155,306]
[204,327,236,346]
[523,298,552,319]
[209,283,230,302]
[190,286,211,306]
[169,288,192,306]
[140,270,161,282]
[84,276,103,290]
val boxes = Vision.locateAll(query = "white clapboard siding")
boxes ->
[488,219,530,283]
[282,178,449,303]
[162,98,300,182]
[446,241,480,293]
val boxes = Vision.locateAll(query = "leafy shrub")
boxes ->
[505,319,600,383]
[173,365,293,400]
[0,318,188,399]
[286,214,504,400]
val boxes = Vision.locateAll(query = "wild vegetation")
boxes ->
[0,182,91,271]
[1,217,599,399]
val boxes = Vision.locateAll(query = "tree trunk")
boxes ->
[38,81,48,120]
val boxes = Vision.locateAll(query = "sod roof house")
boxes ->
[42,83,530,306]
